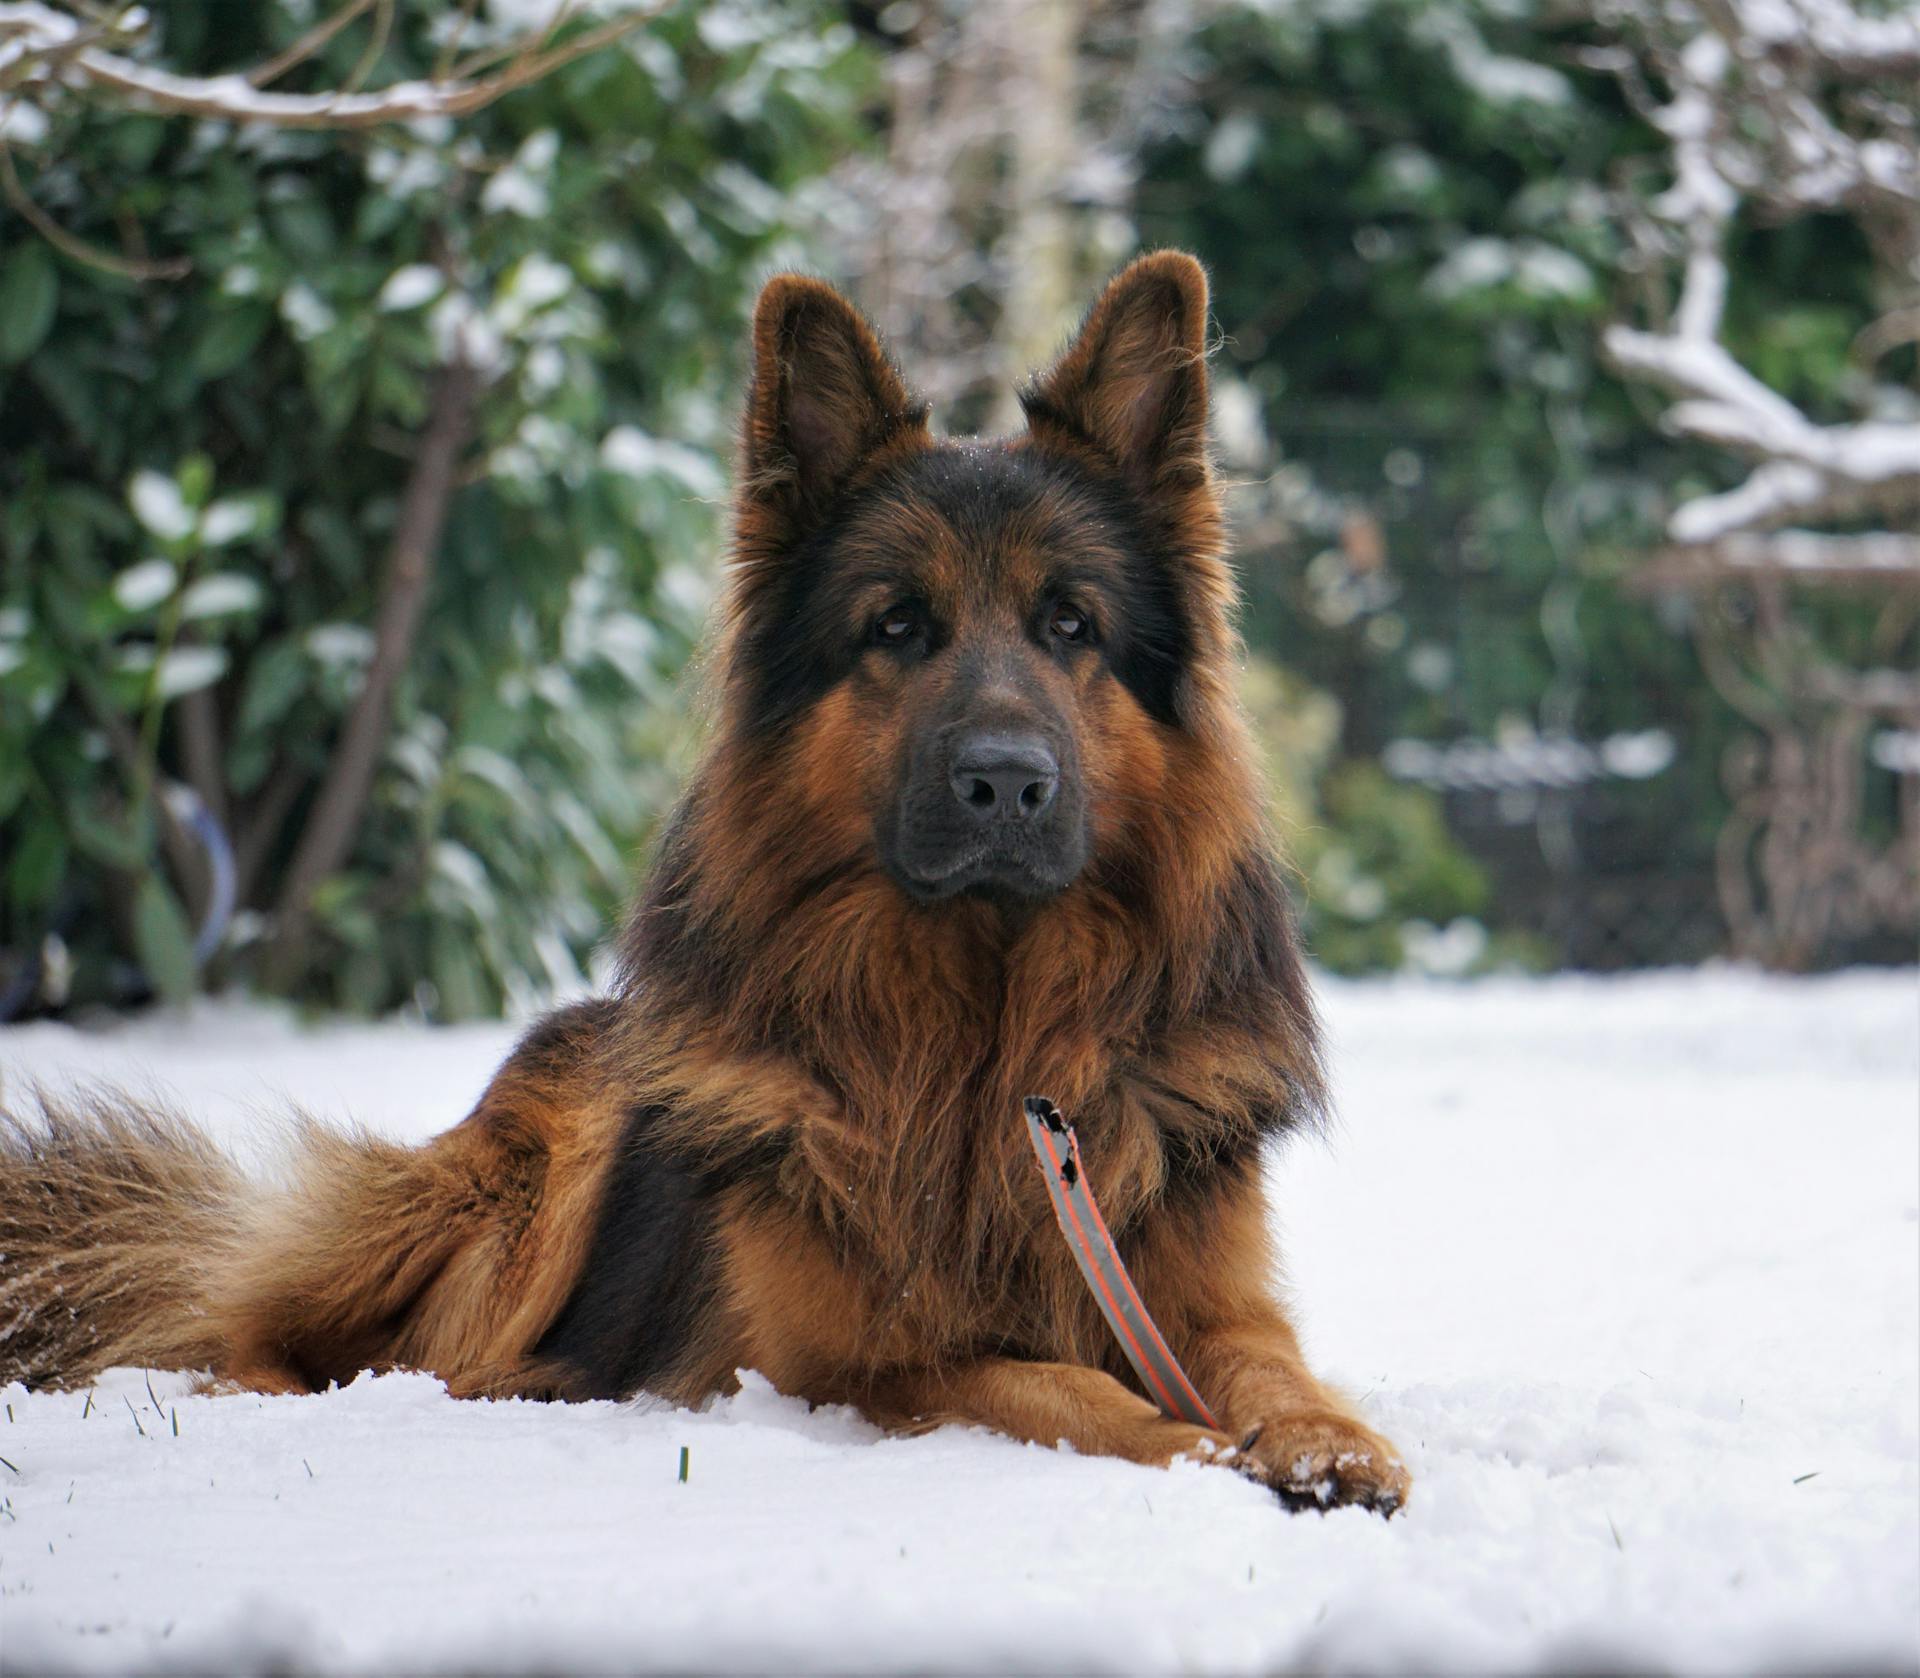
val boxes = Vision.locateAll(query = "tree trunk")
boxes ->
[263,357,480,993]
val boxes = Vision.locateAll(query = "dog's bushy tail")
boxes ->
[0,1091,248,1387]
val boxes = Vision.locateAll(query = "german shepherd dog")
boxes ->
[0,253,1409,1514]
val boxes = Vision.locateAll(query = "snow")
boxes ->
[178,575,264,621]
[599,427,726,496]
[492,251,574,331]
[427,291,506,377]
[198,501,265,549]
[1381,728,1676,792]
[376,265,445,313]
[302,623,376,669]
[126,475,193,546]
[0,96,47,145]
[1874,730,1920,775]
[1412,8,1574,109]
[110,559,177,613]
[278,284,337,343]
[1422,238,1594,304]
[109,644,229,701]
[481,133,561,223]
[1203,112,1261,183]
[0,969,1915,1676]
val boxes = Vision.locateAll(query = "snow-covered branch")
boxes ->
[1603,317,1920,538]
[1639,530,1920,588]
[1597,0,1920,551]
[0,2,655,131]
[1725,0,1920,80]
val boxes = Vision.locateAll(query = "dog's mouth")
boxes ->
[890,841,1084,903]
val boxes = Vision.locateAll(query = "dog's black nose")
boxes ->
[950,734,1059,819]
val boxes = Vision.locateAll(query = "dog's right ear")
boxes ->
[736,276,927,548]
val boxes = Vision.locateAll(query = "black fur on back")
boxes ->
[530,1105,717,1400]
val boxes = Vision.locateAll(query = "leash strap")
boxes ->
[1020,1096,1219,1431]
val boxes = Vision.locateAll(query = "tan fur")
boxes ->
[0,1093,246,1382]
[0,1005,624,1397]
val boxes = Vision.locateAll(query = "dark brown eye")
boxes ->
[1050,604,1089,642]
[875,606,919,645]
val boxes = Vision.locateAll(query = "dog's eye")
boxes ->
[875,606,920,645]
[1049,604,1090,643]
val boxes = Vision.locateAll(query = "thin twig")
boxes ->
[0,142,190,281]
[340,0,394,99]
[247,0,378,87]
[433,0,484,83]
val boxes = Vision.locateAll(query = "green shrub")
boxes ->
[0,3,870,1017]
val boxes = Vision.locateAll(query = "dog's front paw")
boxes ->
[1237,1410,1410,1516]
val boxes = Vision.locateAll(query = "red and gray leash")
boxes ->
[1020,1096,1219,1430]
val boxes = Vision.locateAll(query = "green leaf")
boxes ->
[269,198,334,264]
[234,636,308,738]
[429,927,489,1023]
[109,116,167,172]
[312,877,378,951]
[31,347,105,446]
[8,814,67,911]
[0,242,58,365]
[132,873,198,1002]
[69,811,149,871]
[177,454,215,509]
[311,364,365,435]
[0,639,65,723]
[192,304,271,380]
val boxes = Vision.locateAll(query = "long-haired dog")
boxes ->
[1,252,1409,1514]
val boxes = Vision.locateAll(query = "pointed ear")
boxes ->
[1021,251,1213,493]
[739,276,927,537]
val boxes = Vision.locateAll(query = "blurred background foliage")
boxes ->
[1131,0,1904,975]
[1,0,867,1016]
[0,0,1911,1019]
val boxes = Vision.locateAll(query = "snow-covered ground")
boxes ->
[1,968,1915,1676]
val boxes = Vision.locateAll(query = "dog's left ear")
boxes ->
[1021,250,1212,500]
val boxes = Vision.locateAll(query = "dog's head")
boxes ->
[713,251,1240,910]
